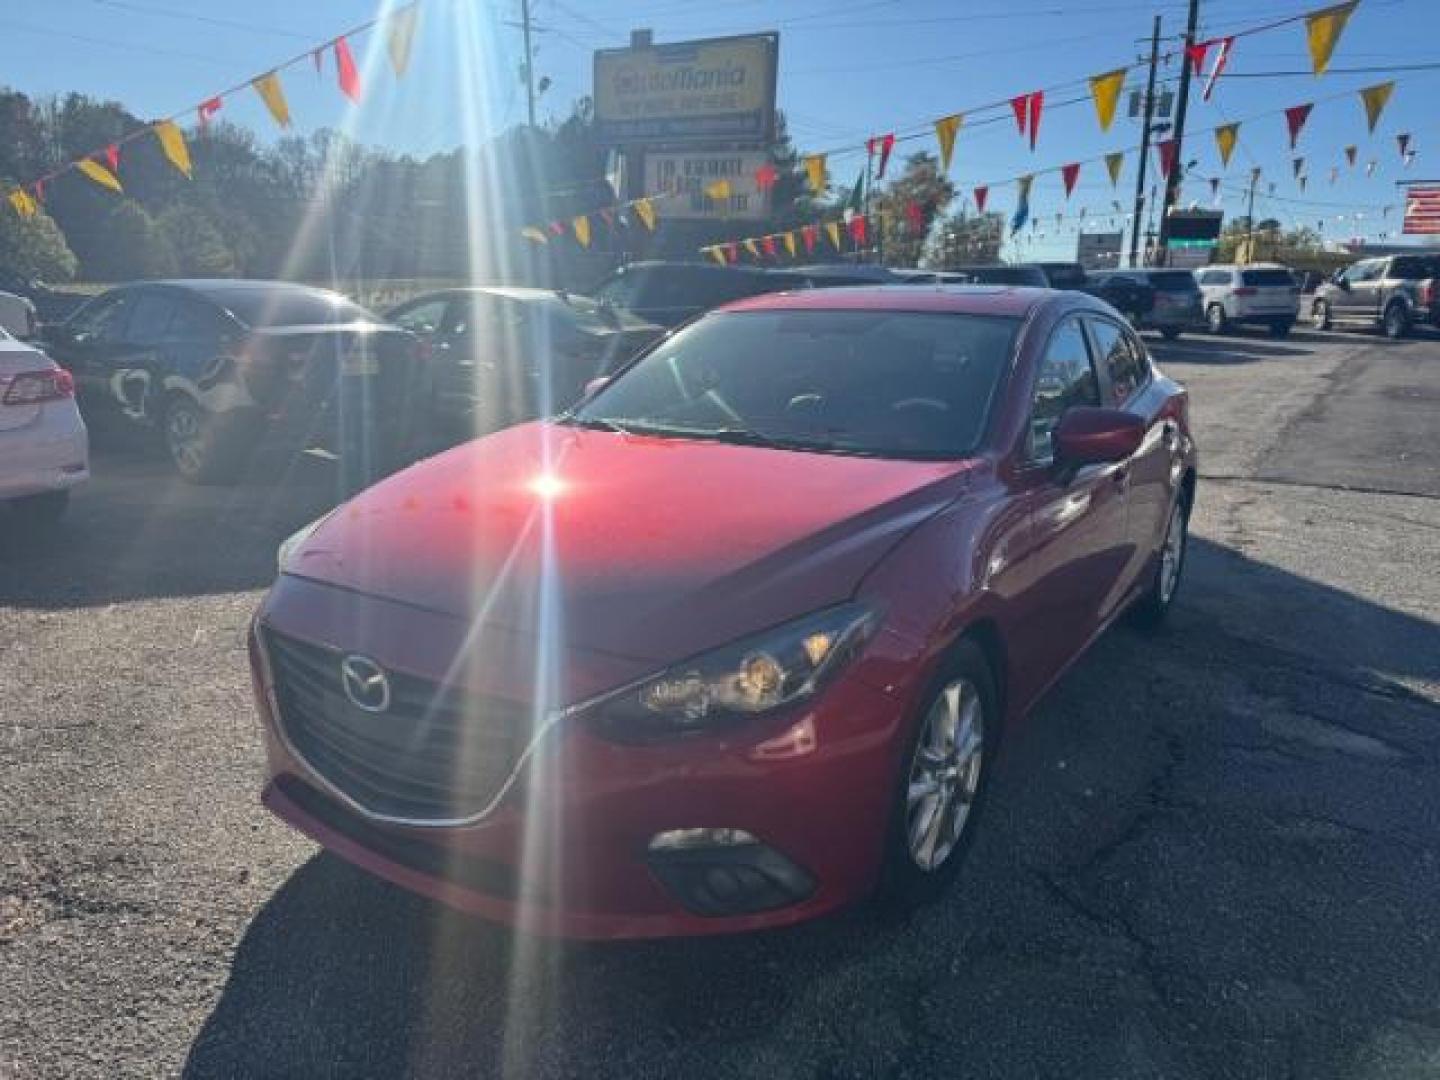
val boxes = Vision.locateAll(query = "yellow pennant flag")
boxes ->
[743,238,760,258]
[252,71,292,128]
[572,215,591,248]
[520,226,548,244]
[705,246,726,265]
[632,197,656,231]
[824,220,842,251]
[77,158,123,194]
[1105,151,1124,187]
[387,4,420,77]
[1359,81,1394,133]
[934,114,962,172]
[153,121,192,178]
[803,154,827,195]
[1214,123,1239,168]
[783,231,797,258]
[8,189,38,219]
[1306,1,1358,76]
[705,178,732,203]
[1088,70,1126,133]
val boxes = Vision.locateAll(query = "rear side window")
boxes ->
[1198,270,1231,286]
[1087,317,1147,404]
[1390,257,1437,280]
[124,293,176,343]
[70,292,134,343]
[164,299,233,343]
[1241,268,1296,287]
[390,297,448,335]
[1028,318,1099,461]
[1347,260,1382,284]
[1148,271,1199,292]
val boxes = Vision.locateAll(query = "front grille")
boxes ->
[265,628,531,823]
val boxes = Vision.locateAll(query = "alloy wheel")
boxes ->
[165,402,204,477]
[906,677,985,872]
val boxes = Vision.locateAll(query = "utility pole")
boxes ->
[519,0,537,127]
[1129,15,1162,268]
[1243,168,1258,264]
[1156,0,1200,266]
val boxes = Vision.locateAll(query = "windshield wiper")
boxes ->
[562,415,634,434]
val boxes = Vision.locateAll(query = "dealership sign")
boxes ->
[594,33,778,145]
[644,151,771,220]
[1076,231,1124,269]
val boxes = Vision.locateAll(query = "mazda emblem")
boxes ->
[340,654,391,713]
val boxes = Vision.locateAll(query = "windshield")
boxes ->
[573,309,1017,459]
[1147,271,1200,291]
[1241,268,1297,287]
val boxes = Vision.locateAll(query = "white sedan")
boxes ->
[0,327,88,529]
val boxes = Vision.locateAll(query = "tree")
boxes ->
[929,210,1006,268]
[870,152,955,267]
[83,200,176,280]
[155,203,235,276]
[0,202,78,281]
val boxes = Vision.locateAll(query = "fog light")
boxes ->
[649,827,758,852]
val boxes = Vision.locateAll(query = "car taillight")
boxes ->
[1234,287,1257,297]
[1423,281,1436,305]
[2,367,74,405]
[410,337,433,364]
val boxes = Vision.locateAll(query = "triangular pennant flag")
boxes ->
[1027,92,1044,150]
[848,214,867,246]
[632,198,656,230]
[1298,175,1308,192]
[705,245,726,265]
[1285,103,1313,149]
[598,208,615,229]
[1185,40,1211,73]
[1359,81,1394,133]
[847,172,865,213]
[868,133,896,180]
[77,158,123,193]
[801,225,816,253]
[32,180,44,205]
[804,154,827,196]
[1293,156,1306,178]
[1397,133,1411,159]
[335,37,362,102]
[783,231,797,258]
[547,220,565,236]
[1011,175,1033,235]
[103,144,120,173]
[7,189,38,219]
[1010,94,1029,138]
[1105,152,1124,188]
[1215,123,1239,168]
[1251,166,1263,184]
[387,4,420,77]
[1156,138,1178,180]
[252,72,292,128]
[743,238,759,258]
[1306,1,1358,76]
[825,220,842,251]
[705,178,732,204]
[973,185,988,213]
[1202,37,1234,101]
[727,241,740,263]
[754,162,778,192]
[1345,145,1357,166]
[521,226,548,244]
[1088,69,1126,133]
[197,97,222,128]
[153,120,192,178]
[934,114,962,172]
[1061,162,1080,198]
[761,235,777,258]
[572,215,591,248]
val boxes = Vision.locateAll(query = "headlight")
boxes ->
[276,511,335,574]
[584,602,876,742]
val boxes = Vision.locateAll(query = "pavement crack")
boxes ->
[1201,474,1440,503]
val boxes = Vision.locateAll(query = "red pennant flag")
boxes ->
[32,180,45,205]
[762,235,777,258]
[1026,92,1044,150]
[973,185,988,213]
[868,133,896,180]
[1010,95,1029,138]
[849,214,868,245]
[548,221,565,236]
[104,144,120,173]
[335,37,362,102]
[1284,103,1313,149]
[1156,139,1178,180]
[801,224,817,253]
[727,241,740,263]
[1186,39,1211,73]
[1398,132,1412,159]
[753,163,778,192]
[1061,162,1080,198]
[197,97,223,128]
[1201,37,1234,101]
[905,200,924,234]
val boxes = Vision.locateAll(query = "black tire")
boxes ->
[162,395,247,485]
[1311,299,1332,331]
[1383,301,1410,340]
[1269,320,1293,338]
[1160,327,1182,341]
[8,490,69,535]
[1206,304,1228,335]
[1132,492,1190,628]
[877,639,998,912]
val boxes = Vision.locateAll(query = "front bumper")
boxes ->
[0,402,89,501]
[250,581,914,939]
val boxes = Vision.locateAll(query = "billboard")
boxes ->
[594,33,778,146]
[1076,231,1124,269]
[1166,209,1224,245]
[644,151,771,220]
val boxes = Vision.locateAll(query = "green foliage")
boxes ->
[84,200,176,281]
[870,152,955,268]
[155,204,236,277]
[0,203,78,281]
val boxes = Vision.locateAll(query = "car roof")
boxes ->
[137,279,352,303]
[719,284,1064,318]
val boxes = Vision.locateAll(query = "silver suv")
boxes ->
[1196,264,1300,337]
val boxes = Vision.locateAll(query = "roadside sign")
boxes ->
[593,33,778,146]
[644,151,771,220]
[1077,230,1124,269]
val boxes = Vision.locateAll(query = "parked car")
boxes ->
[1098,269,1203,339]
[251,285,1197,939]
[949,264,1050,287]
[0,289,40,340]
[795,264,901,285]
[1033,263,1157,326]
[0,269,89,327]
[1034,261,1089,290]
[0,326,88,529]
[45,280,423,484]
[1310,254,1439,338]
[1195,264,1301,336]
[591,261,808,327]
[386,287,663,440]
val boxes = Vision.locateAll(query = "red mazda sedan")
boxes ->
[249,285,1196,939]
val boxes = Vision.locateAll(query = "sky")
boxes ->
[3,0,1438,261]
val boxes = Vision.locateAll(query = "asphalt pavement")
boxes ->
[2,325,1438,1079]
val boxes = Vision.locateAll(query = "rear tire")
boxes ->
[1132,493,1189,629]
[1383,301,1410,340]
[1269,320,1293,338]
[877,640,997,912]
[1311,299,1332,331]
[1206,304,1228,335]
[163,395,248,485]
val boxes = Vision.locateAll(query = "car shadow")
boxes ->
[1146,335,1313,363]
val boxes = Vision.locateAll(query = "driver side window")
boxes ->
[70,291,134,344]
[1027,318,1100,463]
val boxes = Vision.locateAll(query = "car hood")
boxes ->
[287,421,980,663]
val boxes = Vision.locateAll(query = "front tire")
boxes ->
[1383,301,1410,339]
[1311,299,1332,331]
[1132,495,1189,628]
[878,640,997,910]
[163,395,248,485]
[1206,304,1228,335]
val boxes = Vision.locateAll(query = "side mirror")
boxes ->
[1053,407,1144,467]
[582,375,611,399]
